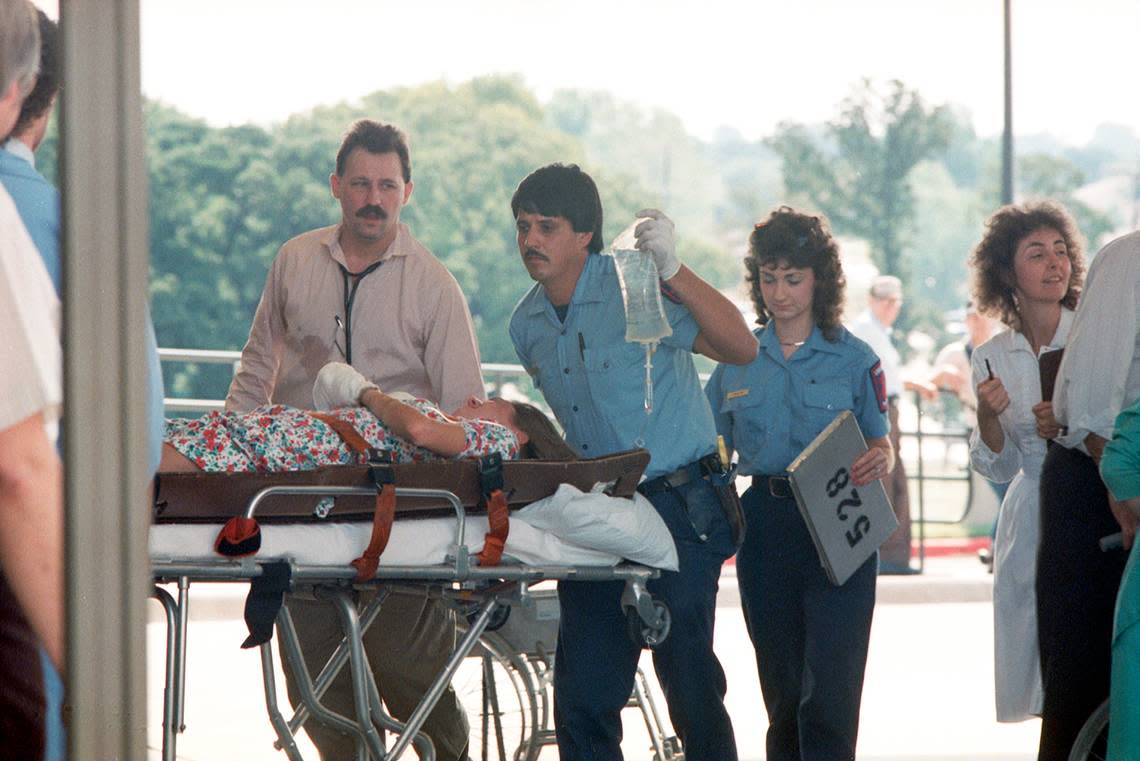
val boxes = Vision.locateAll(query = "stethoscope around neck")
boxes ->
[334,260,384,365]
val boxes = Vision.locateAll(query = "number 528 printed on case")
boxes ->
[787,411,899,586]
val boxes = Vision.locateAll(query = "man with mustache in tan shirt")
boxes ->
[226,119,483,761]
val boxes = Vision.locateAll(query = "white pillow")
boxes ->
[514,484,679,571]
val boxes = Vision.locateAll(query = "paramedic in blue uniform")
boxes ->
[705,206,892,761]
[508,163,758,760]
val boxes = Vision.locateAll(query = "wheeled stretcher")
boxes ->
[148,450,675,761]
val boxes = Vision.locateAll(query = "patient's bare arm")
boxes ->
[359,388,468,456]
[159,443,201,472]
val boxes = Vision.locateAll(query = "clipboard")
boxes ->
[1039,348,1064,402]
[786,410,899,586]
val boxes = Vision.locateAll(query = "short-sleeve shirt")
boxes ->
[509,253,714,479]
[705,325,889,475]
[848,309,902,397]
[0,140,59,290]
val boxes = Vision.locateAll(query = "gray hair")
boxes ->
[0,0,40,99]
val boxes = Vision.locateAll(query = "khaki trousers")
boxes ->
[878,399,912,566]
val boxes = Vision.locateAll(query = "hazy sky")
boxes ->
[51,1,1140,145]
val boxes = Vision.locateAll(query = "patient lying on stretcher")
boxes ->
[151,364,680,570]
[160,362,576,473]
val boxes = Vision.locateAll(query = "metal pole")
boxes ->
[1001,0,1014,204]
[61,2,150,759]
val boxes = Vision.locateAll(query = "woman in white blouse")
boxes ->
[967,201,1086,727]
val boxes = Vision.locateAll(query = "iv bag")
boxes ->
[608,219,672,344]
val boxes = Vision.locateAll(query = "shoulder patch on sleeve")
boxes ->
[660,279,682,304]
[870,360,888,413]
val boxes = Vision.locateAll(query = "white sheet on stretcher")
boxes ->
[150,484,679,571]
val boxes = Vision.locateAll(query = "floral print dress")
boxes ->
[164,399,519,473]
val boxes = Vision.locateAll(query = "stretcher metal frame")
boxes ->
[150,483,669,761]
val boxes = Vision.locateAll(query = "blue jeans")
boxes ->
[553,475,738,761]
[737,483,876,761]
[41,649,64,761]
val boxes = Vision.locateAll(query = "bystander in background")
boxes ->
[965,201,1084,727]
[849,275,937,574]
[927,301,1007,569]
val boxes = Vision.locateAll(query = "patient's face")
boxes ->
[453,397,521,435]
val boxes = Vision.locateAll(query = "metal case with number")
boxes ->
[786,410,899,585]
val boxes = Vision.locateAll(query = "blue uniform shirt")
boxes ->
[705,324,889,476]
[0,144,60,290]
[510,253,715,479]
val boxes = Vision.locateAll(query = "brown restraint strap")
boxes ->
[308,412,371,460]
[306,414,513,572]
[308,411,396,580]
[475,488,510,566]
[350,482,396,582]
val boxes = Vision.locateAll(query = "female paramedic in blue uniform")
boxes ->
[705,206,892,761]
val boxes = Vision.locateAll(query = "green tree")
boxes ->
[547,89,755,289]
[144,77,673,387]
[905,161,989,325]
[145,104,308,398]
[709,127,784,235]
[1017,152,1117,249]
[767,79,954,280]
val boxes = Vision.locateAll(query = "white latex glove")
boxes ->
[312,362,378,410]
[634,208,680,281]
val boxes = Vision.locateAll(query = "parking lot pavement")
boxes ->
[603,554,1037,761]
[149,552,1036,761]
[717,552,994,608]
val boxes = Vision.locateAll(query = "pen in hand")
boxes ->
[985,358,994,380]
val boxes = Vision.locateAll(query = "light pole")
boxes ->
[1002,0,1014,204]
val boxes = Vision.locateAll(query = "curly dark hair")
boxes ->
[746,206,846,341]
[969,200,1085,331]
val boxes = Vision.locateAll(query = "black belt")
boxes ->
[754,474,794,499]
[638,457,712,495]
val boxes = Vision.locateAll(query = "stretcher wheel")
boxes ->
[455,631,542,761]
[1068,698,1109,761]
[626,600,670,649]
[464,601,512,632]
[662,736,685,761]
